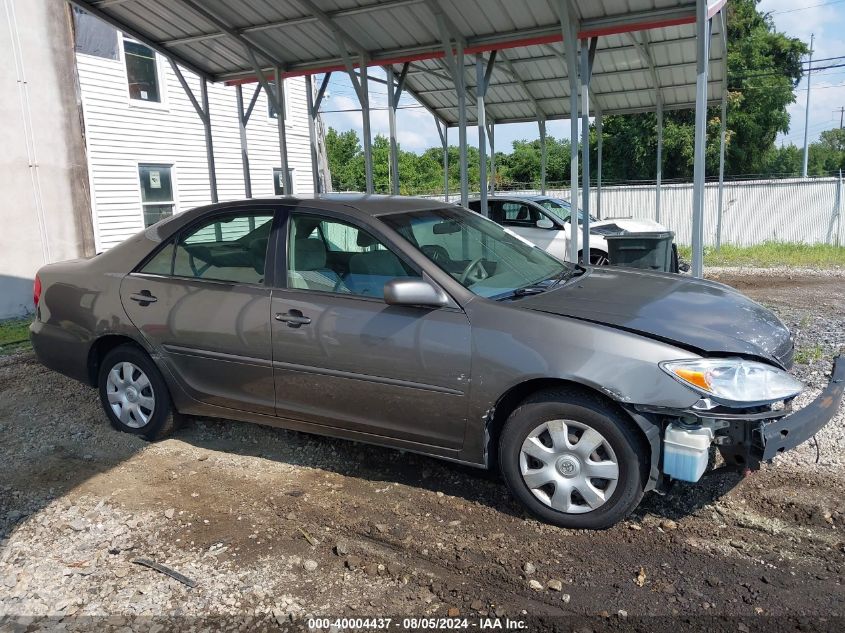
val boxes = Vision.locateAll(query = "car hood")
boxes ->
[518,267,794,367]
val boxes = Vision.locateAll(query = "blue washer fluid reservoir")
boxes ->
[663,423,714,482]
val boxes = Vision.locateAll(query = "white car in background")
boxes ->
[467,195,668,266]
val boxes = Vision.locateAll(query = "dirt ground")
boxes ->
[0,270,843,632]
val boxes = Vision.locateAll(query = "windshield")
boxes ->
[381,207,575,299]
[535,198,597,224]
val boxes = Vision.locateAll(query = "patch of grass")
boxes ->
[676,242,845,269]
[794,344,824,365]
[0,317,32,356]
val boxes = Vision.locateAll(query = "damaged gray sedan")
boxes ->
[30,196,843,529]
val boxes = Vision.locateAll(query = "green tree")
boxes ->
[325,127,364,191]
[595,0,806,181]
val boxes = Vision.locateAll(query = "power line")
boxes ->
[770,0,845,15]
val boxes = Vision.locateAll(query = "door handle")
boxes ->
[129,291,157,306]
[275,310,311,328]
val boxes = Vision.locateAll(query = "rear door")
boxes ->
[270,209,472,450]
[121,206,279,415]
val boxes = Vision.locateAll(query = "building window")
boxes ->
[273,168,294,195]
[73,8,119,60]
[125,40,161,103]
[139,164,174,227]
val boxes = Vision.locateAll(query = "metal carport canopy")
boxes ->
[75,0,726,123]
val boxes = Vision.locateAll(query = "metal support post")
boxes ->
[359,62,374,193]
[656,98,663,224]
[436,119,449,201]
[580,38,595,265]
[236,85,251,198]
[476,52,496,217]
[170,59,218,203]
[200,79,218,203]
[310,73,332,193]
[559,0,580,262]
[596,108,603,220]
[487,120,496,193]
[691,1,711,277]
[715,82,727,250]
[274,69,292,195]
[386,63,409,195]
[539,117,547,194]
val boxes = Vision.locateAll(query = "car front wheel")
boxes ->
[499,389,645,529]
[97,344,176,440]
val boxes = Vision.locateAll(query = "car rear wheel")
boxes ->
[589,249,610,266]
[499,389,645,529]
[97,344,176,441]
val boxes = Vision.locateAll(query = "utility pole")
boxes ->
[838,106,844,129]
[801,33,814,178]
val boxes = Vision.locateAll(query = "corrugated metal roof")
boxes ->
[74,0,726,124]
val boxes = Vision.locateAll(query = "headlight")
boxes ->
[660,358,802,406]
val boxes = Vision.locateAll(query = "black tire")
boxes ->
[97,344,177,441]
[499,389,646,530]
[589,249,610,266]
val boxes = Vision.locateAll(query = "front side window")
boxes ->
[169,212,274,284]
[138,164,174,227]
[536,198,597,224]
[382,207,575,299]
[287,214,417,298]
[125,40,160,103]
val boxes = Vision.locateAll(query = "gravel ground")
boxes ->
[0,269,843,631]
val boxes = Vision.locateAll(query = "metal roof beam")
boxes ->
[499,50,545,120]
[295,0,368,59]
[628,30,663,109]
[216,5,703,82]
[428,80,722,119]
[161,0,425,48]
[170,0,285,67]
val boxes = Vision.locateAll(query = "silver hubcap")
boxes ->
[106,362,155,428]
[519,419,619,514]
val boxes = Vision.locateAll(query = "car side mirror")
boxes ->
[383,279,449,308]
[535,218,555,229]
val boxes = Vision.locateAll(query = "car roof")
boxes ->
[466,194,568,204]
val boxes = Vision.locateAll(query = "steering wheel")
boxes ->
[459,257,489,285]
[421,244,450,264]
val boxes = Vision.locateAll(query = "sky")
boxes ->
[319,0,845,155]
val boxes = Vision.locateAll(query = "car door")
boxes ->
[495,201,570,260]
[121,207,278,415]
[270,209,472,450]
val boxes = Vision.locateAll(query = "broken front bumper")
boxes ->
[757,354,844,461]
[635,355,844,473]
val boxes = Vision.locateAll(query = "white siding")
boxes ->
[76,35,314,251]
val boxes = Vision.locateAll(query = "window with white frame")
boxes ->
[138,164,174,227]
[124,40,161,103]
[273,168,295,195]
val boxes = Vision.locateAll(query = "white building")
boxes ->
[72,8,321,252]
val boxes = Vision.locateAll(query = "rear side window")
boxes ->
[138,211,274,284]
[140,242,174,275]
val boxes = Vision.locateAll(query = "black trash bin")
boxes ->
[605,231,677,273]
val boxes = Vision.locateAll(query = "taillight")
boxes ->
[33,274,42,307]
